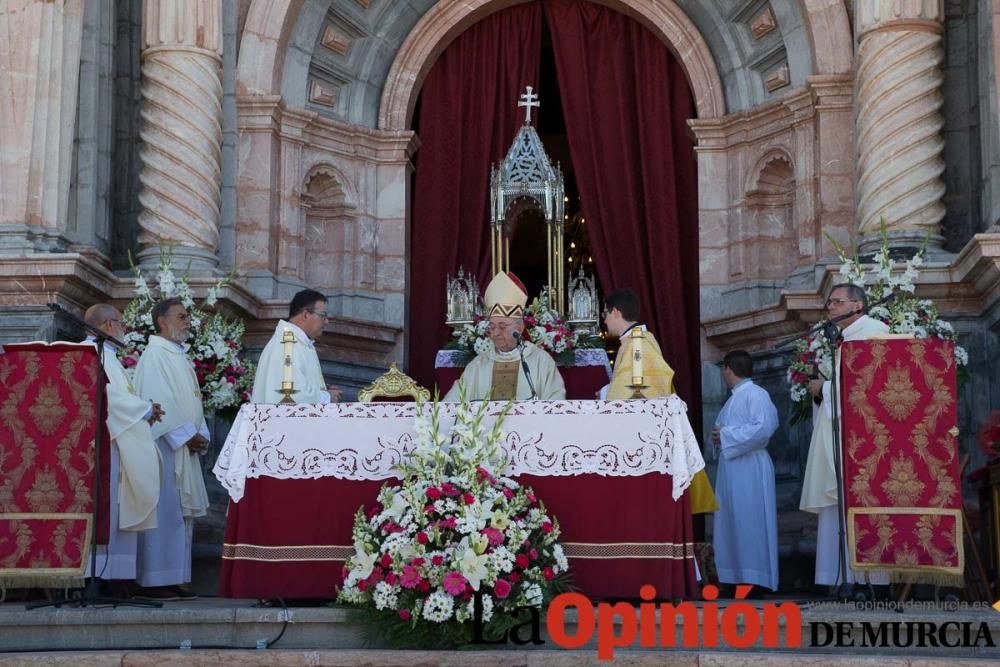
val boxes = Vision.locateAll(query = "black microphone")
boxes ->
[511,330,537,399]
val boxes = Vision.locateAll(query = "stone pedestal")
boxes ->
[0,0,85,252]
[855,0,947,253]
[136,0,223,269]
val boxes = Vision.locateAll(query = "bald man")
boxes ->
[84,304,162,587]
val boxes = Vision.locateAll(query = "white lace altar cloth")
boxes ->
[213,396,705,504]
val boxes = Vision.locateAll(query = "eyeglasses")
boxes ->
[308,309,329,319]
[824,297,858,308]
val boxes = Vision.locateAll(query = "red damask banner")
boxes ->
[0,342,110,588]
[840,338,963,585]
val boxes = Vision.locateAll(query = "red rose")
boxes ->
[416,531,428,545]
[463,492,476,505]
[380,553,392,568]
[431,555,444,566]
[529,548,538,560]
[515,554,529,569]
[509,572,521,583]
[358,580,368,592]
[426,487,442,500]
[493,578,512,599]
[543,566,554,581]
[541,522,553,534]
[398,609,411,620]
[385,572,398,585]
[418,580,431,593]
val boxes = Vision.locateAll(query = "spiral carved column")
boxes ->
[855,0,946,251]
[136,0,223,267]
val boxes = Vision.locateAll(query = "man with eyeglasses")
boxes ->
[251,288,343,404]
[443,272,565,401]
[800,282,891,589]
[82,304,161,593]
[132,297,210,599]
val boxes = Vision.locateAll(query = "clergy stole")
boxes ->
[99,346,160,531]
[608,330,717,513]
[134,336,209,519]
[489,360,520,401]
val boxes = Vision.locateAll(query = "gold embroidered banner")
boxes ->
[840,338,963,585]
[0,343,107,588]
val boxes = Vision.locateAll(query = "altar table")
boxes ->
[214,398,703,600]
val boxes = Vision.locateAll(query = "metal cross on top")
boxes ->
[518,86,540,124]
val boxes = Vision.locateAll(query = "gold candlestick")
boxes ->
[278,380,298,405]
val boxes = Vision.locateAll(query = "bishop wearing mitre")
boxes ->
[443,272,565,401]
[83,304,161,583]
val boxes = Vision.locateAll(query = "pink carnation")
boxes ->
[482,527,504,546]
[493,578,512,599]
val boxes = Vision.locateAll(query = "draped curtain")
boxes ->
[407,5,542,388]
[543,0,702,419]
[408,1,701,429]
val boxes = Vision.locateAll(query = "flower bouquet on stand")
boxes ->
[786,222,968,424]
[120,246,255,421]
[337,386,571,647]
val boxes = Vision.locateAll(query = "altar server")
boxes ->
[711,350,779,592]
[132,298,209,598]
[251,288,342,404]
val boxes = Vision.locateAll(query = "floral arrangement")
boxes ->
[978,410,1000,459]
[448,287,603,364]
[336,386,570,647]
[787,223,968,424]
[121,247,255,419]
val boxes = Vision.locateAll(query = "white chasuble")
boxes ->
[442,342,566,402]
[251,320,330,404]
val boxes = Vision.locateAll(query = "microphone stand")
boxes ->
[773,291,896,601]
[513,332,537,400]
[27,304,160,609]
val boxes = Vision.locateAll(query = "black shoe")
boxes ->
[170,586,198,599]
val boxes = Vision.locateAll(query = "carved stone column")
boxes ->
[855,0,946,251]
[136,0,223,268]
[0,0,84,251]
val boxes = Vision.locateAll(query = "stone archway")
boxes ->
[377,0,726,131]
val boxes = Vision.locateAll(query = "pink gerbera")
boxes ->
[443,571,468,596]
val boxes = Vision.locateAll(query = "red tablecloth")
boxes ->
[434,364,609,400]
[220,473,696,601]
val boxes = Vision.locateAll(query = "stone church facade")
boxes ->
[1,0,999,590]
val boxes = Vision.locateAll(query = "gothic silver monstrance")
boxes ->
[489,86,566,313]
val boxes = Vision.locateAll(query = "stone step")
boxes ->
[2,598,999,660]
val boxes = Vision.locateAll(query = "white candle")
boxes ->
[282,327,294,384]
[631,328,644,384]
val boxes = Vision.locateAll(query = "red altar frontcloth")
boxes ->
[840,338,963,584]
[0,343,110,587]
[220,473,694,600]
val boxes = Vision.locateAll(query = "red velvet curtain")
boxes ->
[543,0,702,421]
[407,5,542,389]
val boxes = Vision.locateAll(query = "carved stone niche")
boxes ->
[740,154,797,281]
[301,167,356,291]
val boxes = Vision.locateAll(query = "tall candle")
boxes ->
[630,327,644,384]
[282,328,294,384]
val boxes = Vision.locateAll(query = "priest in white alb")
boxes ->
[711,350,779,593]
[251,288,342,404]
[132,298,210,599]
[443,272,565,401]
[800,283,890,587]
[83,304,161,584]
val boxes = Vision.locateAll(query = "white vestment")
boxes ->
[711,379,779,590]
[799,314,890,586]
[133,335,210,587]
[88,339,161,580]
[251,320,331,404]
[442,341,566,401]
